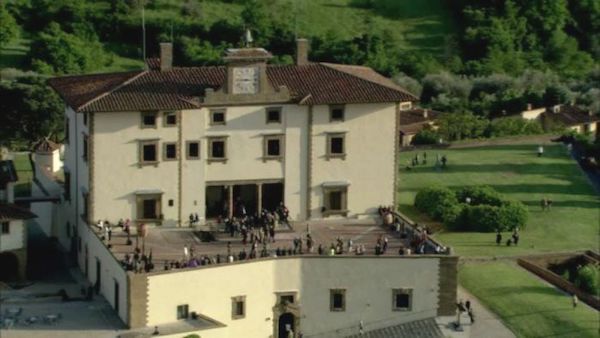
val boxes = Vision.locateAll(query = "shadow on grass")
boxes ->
[487,285,564,299]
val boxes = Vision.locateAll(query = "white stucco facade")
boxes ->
[0,220,26,252]
[145,256,443,338]
[77,101,401,226]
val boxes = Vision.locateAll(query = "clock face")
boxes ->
[232,67,259,94]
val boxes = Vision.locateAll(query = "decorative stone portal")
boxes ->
[273,300,301,338]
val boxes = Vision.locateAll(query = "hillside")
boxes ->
[0,0,456,75]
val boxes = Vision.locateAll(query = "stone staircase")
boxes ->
[345,318,444,338]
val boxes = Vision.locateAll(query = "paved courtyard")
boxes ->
[98,219,430,271]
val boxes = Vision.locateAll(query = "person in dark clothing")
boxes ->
[468,309,475,324]
[496,232,502,245]
[465,300,471,311]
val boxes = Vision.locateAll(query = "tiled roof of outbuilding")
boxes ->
[0,204,36,221]
[49,63,417,113]
[544,105,599,126]
[33,138,61,153]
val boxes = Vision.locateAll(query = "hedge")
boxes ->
[575,265,599,295]
[414,185,528,232]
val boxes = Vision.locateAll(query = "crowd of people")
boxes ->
[94,202,449,274]
[406,152,448,170]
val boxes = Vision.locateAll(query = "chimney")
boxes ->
[526,103,532,111]
[160,42,173,71]
[423,109,428,118]
[296,38,309,66]
[553,105,560,113]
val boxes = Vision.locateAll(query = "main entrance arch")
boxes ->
[278,312,295,338]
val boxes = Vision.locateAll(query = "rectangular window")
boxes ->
[64,171,71,201]
[1,222,9,234]
[323,186,348,216]
[66,221,71,238]
[263,135,284,159]
[329,105,345,122]
[82,192,89,220]
[177,304,189,320]
[82,134,89,162]
[392,289,413,311]
[231,296,246,319]
[280,295,295,305]
[141,112,157,128]
[208,137,227,161]
[65,118,70,144]
[187,141,200,159]
[164,111,177,127]
[330,289,346,312]
[83,112,88,126]
[163,143,178,161]
[326,133,346,159]
[399,102,412,111]
[139,140,159,165]
[266,107,282,123]
[210,109,226,125]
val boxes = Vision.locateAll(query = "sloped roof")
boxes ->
[49,63,417,113]
[0,204,36,221]
[33,138,61,153]
[345,318,443,338]
[544,105,599,126]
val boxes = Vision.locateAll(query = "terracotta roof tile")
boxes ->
[33,138,61,153]
[544,105,599,126]
[400,108,442,125]
[50,63,418,113]
[0,204,36,221]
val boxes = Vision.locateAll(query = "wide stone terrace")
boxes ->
[91,218,444,272]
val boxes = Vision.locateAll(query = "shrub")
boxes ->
[575,265,599,295]
[456,186,503,206]
[412,129,439,145]
[498,200,528,231]
[488,117,544,137]
[415,185,528,232]
[414,186,458,221]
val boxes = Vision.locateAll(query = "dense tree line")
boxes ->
[1,0,598,148]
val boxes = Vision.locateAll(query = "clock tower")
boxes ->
[224,48,272,95]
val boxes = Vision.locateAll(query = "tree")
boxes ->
[437,111,488,141]
[0,77,64,149]
[0,2,18,48]
[29,22,110,74]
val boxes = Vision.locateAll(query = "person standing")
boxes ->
[572,294,578,308]
[537,145,544,157]
[183,245,189,260]
[496,232,502,245]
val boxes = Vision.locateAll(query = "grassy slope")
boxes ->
[460,262,600,338]
[12,153,33,197]
[397,143,600,256]
[187,0,455,53]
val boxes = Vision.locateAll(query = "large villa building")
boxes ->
[47,40,458,337]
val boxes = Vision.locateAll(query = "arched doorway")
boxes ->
[0,252,19,281]
[278,312,295,338]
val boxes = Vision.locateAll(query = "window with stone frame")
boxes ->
[82,134,89,162]
[232,296,246,319]
[266,107,282,123]
[64,118,70,144]
[186,141,200,159]
[207,137,227,162]
[330,289,346,312]
[163,142,178,161]
[82,192,89,220]
[210,109,226,125]
[139,140,159,165]
[326,132,346,159]
[1,222,9,234]
[329,105,345,122]
[323,186,348,216]
[64,171,71,201]
[176,304,189,319]
[392,288,413,311]
[263,134,284,159]
[141,112,158,128]
[164,111,177,127]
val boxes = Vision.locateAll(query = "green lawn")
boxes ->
[460,261,600,338]
[397,143,600,256]
[12,153,33,198]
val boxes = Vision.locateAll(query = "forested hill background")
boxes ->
[1,0,599,148]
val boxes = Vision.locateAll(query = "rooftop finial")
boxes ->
[244,28,253,47]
